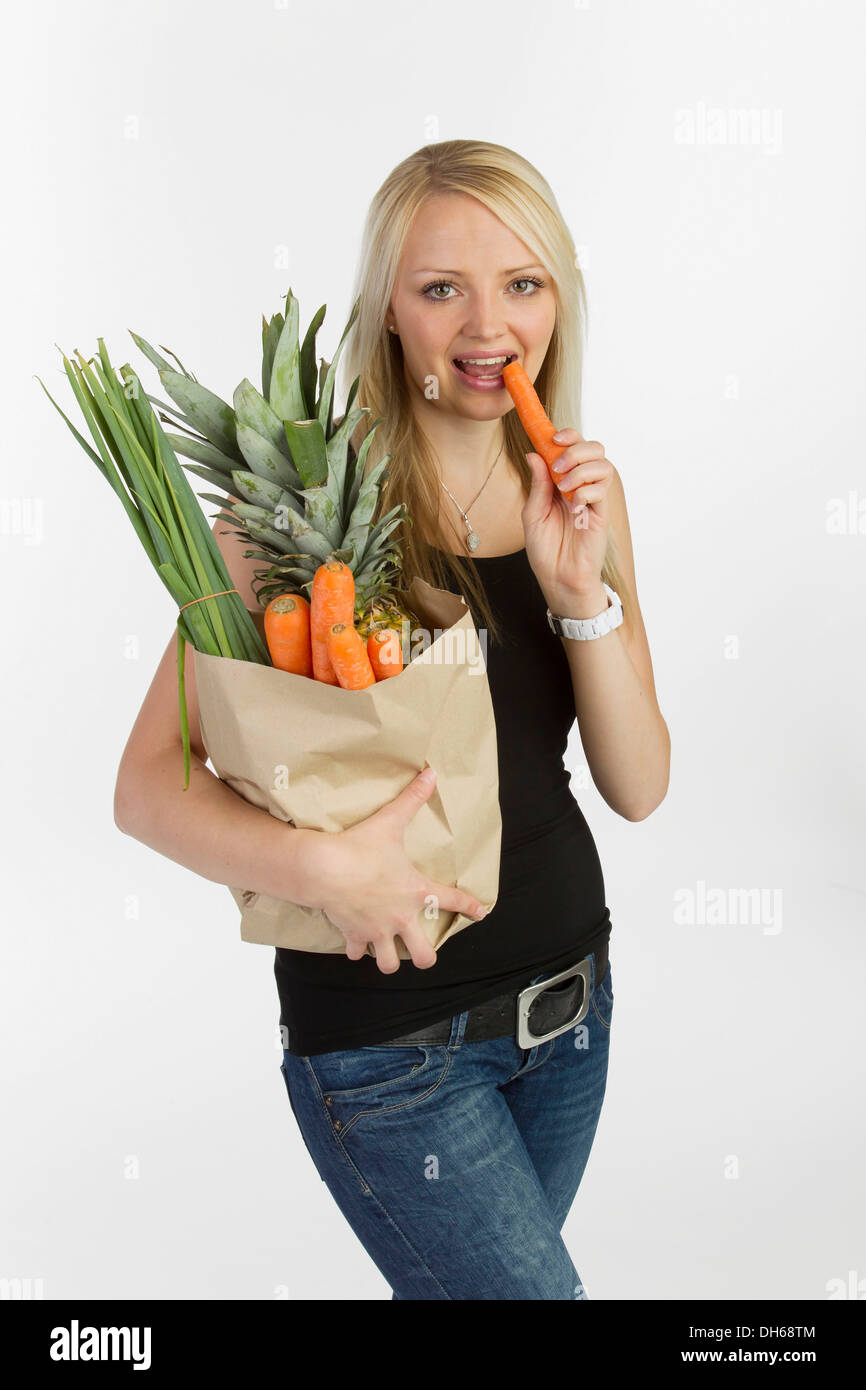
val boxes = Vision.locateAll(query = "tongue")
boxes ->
[456,359,504,378]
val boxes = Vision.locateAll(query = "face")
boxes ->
[387,192,556,420]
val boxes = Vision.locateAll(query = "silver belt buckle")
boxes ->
[516,958,592,1049]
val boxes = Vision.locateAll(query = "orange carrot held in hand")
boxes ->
[264,594,313,677]
[501,359,578,497]
[311,561,355,684]
[367,628,403,680]
[327,623,377,690]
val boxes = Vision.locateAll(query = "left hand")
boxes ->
[521,428,614,609]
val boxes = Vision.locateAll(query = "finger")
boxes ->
[572,491,610,528]
[371,932,402,974]
[550,427,586,446]
[398,920,439,970]
[377,766,437,828]
[522,452,556,528]
[524,450,553,495]
[553,460,611,495]
[428,881,489,922]
[343,935,369,962]
[552,438,602,472]
[567,482,608,508]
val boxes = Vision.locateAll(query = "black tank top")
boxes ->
[274,546,611,1055]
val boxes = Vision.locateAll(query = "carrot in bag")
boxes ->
[327,623,377,689]
[367,628,403,680]
[501,359,579,498]
[310,561,355,684]
[264,594,313,677]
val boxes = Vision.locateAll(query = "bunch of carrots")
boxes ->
[263,561,403,690]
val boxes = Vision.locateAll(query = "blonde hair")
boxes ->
[339,138,631,644]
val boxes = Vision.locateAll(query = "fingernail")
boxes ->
[552,430,567,442]
[420,767,436,784]
[474,906,487,919]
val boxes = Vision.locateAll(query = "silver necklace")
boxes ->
[439,437,504,553]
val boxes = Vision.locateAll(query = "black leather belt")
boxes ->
[374,935,609,1049]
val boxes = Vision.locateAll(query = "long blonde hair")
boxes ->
[339,138,631,644]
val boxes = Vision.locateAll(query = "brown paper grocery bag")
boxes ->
[193,576,502,957]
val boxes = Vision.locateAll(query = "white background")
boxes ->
[3,0,864,1301]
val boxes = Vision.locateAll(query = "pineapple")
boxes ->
[130,290,420,645]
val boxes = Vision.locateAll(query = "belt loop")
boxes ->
[592,946,604,992]
[448,1008,469,1049]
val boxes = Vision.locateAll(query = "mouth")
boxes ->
[451,352,518,387]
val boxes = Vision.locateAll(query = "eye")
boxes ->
[420,276,547,301]
[422,282,456,300]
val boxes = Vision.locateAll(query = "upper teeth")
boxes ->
[458,356,510,366]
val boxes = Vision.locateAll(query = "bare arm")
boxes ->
[547,466,671,822]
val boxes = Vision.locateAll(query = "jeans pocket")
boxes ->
[305,1043,436,1102]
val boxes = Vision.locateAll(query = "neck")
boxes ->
[409,394,507,492]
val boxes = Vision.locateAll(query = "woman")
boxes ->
[114,140,670,1300]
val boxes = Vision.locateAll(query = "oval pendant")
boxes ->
[466,530,480,552]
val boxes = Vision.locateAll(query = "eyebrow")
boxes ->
[410,264,546,277]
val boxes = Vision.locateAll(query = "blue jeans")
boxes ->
[279,949,613,1300]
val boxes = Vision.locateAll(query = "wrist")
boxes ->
[545,581,609,621]
[282,825,328,910]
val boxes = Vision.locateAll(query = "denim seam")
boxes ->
[297,1055,383,1196]
[342,1176,454,1299]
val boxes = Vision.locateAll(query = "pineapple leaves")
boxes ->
[261,311,284,400]
[229,470,296,514]
[164,434,237,479]
[343,423,384,517]
[326,406,368,505]
[283,418,328,488]
[299,303,326,417]
[316,294,360,437]
[236,421,302,492]
[342,454,390,551]
[269,290,306,423]
[158,368,238,459]
[119,291,406,625]
[129,331,184,378]
[344,374,361,417]
[233,379,292,457]
[297,486,342,551]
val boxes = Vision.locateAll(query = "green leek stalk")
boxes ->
[36,339,271,790]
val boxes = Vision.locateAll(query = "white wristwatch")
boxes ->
[546,583,623,640]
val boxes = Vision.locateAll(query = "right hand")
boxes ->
[302,767,488,974]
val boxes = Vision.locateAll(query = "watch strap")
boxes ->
[546,583,623,640]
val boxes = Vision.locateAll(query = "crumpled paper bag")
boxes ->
[193,576,502,956]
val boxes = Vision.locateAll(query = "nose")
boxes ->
[459,286,510,342]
